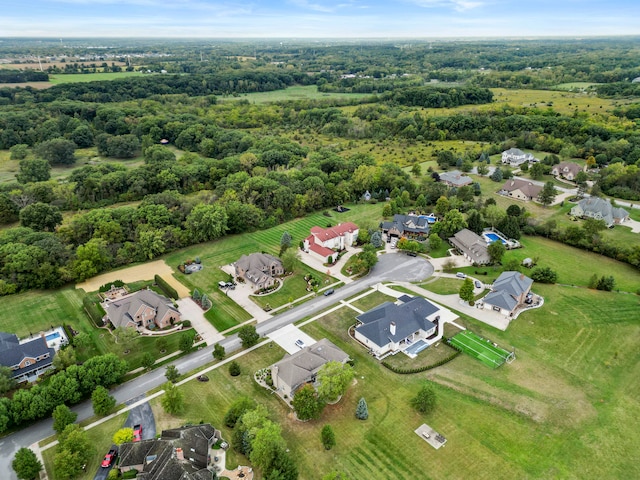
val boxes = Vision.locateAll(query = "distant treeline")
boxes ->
[0,71,313,104]
[596,82,640,98]
[0,70,49,83]
[384,86,493,108]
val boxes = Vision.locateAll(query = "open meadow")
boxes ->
[48,72,142,84]
[218,85,373,104]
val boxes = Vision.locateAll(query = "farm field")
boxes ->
[49,71,143,84]
[218,85,373,104]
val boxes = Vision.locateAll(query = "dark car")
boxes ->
[323,288,334,296]
[133,424,142,442]
[101,448,117,468]
[406,251,417,257]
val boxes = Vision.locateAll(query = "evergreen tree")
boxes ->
[490,167,503,182]
[355,397,369,420]
[321,425,336,450]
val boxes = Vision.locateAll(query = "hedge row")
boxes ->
[381,350,460,374]
[154,274,179,300]
[83,296,106,327]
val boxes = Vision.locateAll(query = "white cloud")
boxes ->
[407,0,485,11]
[288,0,336,13]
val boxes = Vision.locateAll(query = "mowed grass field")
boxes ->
[38,276,640,478]
[239,283,639,480]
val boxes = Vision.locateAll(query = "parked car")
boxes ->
[294,339,306,349]
[218,281,227,289]
[456,272,467,279]
[422,432,431,439]
[101,448,118,468]
[133,424,142,442]
[474,280,482,289]
[323,288,335,296]
[406,251,417,257]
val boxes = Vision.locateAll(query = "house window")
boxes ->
[25,360,31,366]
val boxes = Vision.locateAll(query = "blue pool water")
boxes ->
[46,332,60,342]
[484,232,507,244]
[405,339,430,356]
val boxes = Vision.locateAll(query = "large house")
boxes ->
[303,223,359,264]
[499,179,542,202]
[0,332,55,383]
[551,161,583,181]
[104,290,181,331]
[235,253,284,290]
[271,338,349,399]
[501,148,536,166]
[481,271,533,316]
[308,223,359,250]
[439,170,473,187]
[118,424,221,480]
[381,214,431,240]
[448,228,491,265]
[570,197,629,227]
[354,296,447,359]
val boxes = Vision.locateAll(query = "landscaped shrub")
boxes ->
[98,280,125,292]
[83,296,106,327]
[154,274,179,300]
[381,350,460,374]
[181,320,192,328]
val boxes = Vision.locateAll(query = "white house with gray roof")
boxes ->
[482,271,533,316]
[354,296,450,359]
[501,148,536,166]
[570,197,629,228]
[271,338,349,400]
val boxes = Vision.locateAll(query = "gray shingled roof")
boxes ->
[449,229,490,265]
[439,170,473,186]
[119,424,218,480]
[235,253,282,273]
[575,197,629,226]
[381,214,430,236]
[483,271,533,312]
[104,290,180,329]
[0,333,54,378]
[355,297,438,347]
[272,338,349,393]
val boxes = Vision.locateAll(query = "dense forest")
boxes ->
[0,38,639,296]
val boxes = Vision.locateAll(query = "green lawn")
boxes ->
[349,291,396,312]
[420,277,462,295]
[49,72,143,84]
[58,280,640,480]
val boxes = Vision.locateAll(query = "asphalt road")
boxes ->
[0,252,433,480]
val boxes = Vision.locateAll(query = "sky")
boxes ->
[2,0,639,38]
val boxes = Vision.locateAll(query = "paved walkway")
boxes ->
[176,298,224,345]
[76,260,190,298]
[620,218,640,233]
[220,264,272,322]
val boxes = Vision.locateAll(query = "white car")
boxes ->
[294,339,306,349]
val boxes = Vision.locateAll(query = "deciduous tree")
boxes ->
[19,202,62,232]
[92,386,116,416]
[292,384,324,421]
[213,343,226,361]
[52,404,77,434]
[487,241,506,265]
[321,424,336,450]
[113,427,134,445]
[411,382,436,414]
[165,365,180,383]
[317,361,354,403]
[16,158,51,184]
[12,447,42,480]
[161,382,185,415]
[238,325,260,348]
[459,277,475,304]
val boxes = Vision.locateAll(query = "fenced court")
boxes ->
[448,331,514,368]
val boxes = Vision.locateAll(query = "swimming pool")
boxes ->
[484,232,507,245]
[46,332,60,342]
[405,339,430,356]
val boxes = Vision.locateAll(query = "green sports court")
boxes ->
[448,330,514,368]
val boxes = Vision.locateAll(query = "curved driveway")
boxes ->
[0,253,433,480]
